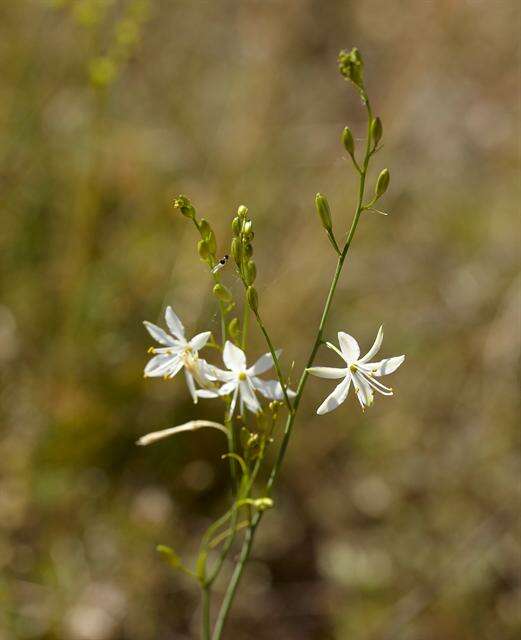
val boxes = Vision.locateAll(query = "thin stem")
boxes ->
[253,311,293,414]
[241,302,249,350]
[210,95,375,639]
[202,585,211,640]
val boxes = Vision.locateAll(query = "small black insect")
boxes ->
[211,254,229,273]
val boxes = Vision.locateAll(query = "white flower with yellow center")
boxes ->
[143,306,212,403]
[199,341,295,417]
[307,326,405,414]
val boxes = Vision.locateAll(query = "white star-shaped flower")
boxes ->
[307,326,404,414]
[199,341,295,417]
[143,306,212,403]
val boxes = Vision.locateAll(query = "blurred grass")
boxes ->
[0,1,519,639]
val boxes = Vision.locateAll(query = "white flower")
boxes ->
[307,326,404,414]
[199,341,295,416]
[143,306,212,403]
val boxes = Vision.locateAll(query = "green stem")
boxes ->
[253,312,293,414]
[202,585,211,640]
[241,301,249,350]
[210,95,374,639]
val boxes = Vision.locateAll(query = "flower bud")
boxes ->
[244,243,253,259]
[198,239,210,261]
[315,193,332,231]
[198,218,210,238]
[375,168,390,199]
[231,237,242,265]
[173,194,195,219]
[228,317,240,340]
[342,126,355,156]
[231,216,241,236]
[338,47,364,91]
[253,497,273,511]
[207,230,217,255]
[213,283,233,303]
[370,117,382,147]
[237,205,248,219]
[244,260,257,285]
[242,220,252,235]
[246,286,258,312]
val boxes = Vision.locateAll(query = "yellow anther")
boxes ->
[350,364,357,373]
[238,372,247,381]
[147,347,155,354]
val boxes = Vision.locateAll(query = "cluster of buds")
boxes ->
[231,205,258,312]
[338,47,365,94]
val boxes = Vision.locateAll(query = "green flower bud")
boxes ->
[237,205,248,219]
[375,168,390,199]
[231,237,242,265]
[244,260,257,285]
[198,218,212,239]
[370,117,383,148]
[244,243,253,259]
[242,220,252,235]
[207,230,217,255]
[342,126,355,156]
[228,317,240,341]
[173,194,196,219]
[315,193,332,231]
[213,283,233,303]
[338,47,364,91]
[246,286,258,313]
[198,239,210,261]
[231,216,241,236]
[253,497,273,511]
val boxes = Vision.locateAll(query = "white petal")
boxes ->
[143,321,177,347]
[136,420,227,446]
[338,332,360,362]
[144,354,181,377]
[364,355,405,377]
[223,341,247,371]
[217,381,238,396]
[247,350,281,376]
[316,376,352,415]
[307,366,347,379]
[210,366,235,382]
[358,369,393,396]
[165,306,185,340]
[196,389,220,398]
[359,325,384,363]
[252,378,296,400]
[189,331,211,352]
[185,370,198,403]
[239,379,261,413]
[352,371,373,408]
[228,385,240,417]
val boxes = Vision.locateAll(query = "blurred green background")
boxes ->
[1,1,519,638]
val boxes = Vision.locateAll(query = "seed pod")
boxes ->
[231,216,241,236]
[246,286,258,312]
[370,117,382,147]
[213,283,233,303]
[375,168,390,199]
[231,237,242,265]
[315,193,332,231]
[198,239,210,261]
[198,218,212,239]
[244,260,257,285]
[237,205,248,219]
[342,126,355,156]
[244,243,253,259]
